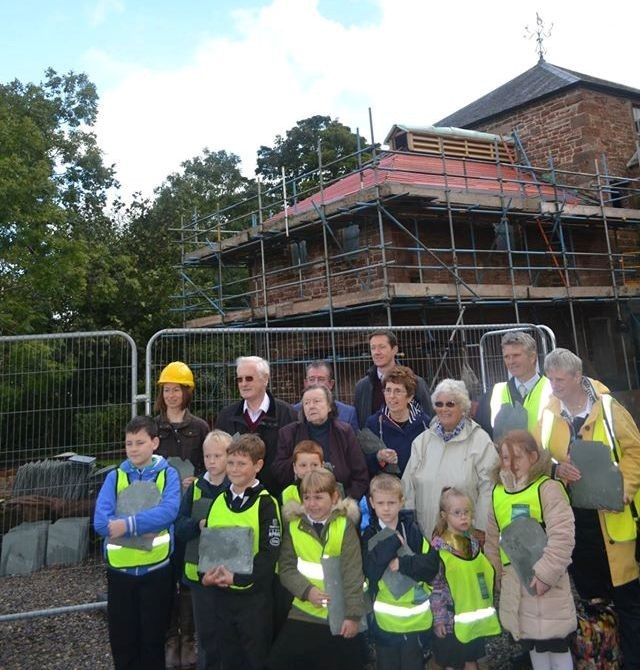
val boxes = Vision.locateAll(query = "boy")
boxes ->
[281,440,324,504]
[93,415,181,670]
[201,434,281,670]
[175,429,232,670]
[362,474,440,670]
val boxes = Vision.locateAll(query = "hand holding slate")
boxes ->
[357,428,399,474]
[568,439,624,512]
[499,517,547,595]
[112,481,162,550]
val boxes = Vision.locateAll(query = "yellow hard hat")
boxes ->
[158,361,195,388]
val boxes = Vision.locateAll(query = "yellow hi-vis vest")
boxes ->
[290,515,347,620]
[372,537,433,634]
[492,475,567,565]
[205,489,271,590]
[183,480,204,583]
[439,549,501,643]
[282,484,301,505]
[490,377,552,433]
[540,395,639,543]
[106,468,171,569]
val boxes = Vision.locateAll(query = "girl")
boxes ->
[155,360,210,670]
[267,468,366,670]
[431,487,501,670]
[485,430,576,670]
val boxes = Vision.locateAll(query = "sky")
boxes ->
[2,0,639,202]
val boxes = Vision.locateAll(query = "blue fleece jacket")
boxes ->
[93,454,181,575]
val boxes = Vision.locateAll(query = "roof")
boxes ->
[383,124,513,146]
[264,151,562,226]
[435,60,640,129]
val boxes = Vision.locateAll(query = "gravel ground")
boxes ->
[0,562,531,670]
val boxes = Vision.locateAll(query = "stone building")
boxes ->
[181,60,640,391]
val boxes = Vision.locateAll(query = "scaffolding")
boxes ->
[173,127,640,388]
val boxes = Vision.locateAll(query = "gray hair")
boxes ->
[236,356,270,379]
[501,330,537,355]
[431,378,471,414]
[543,348,582,377]
[305,360,334,379]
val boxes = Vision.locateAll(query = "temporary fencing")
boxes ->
[0,322,553,620]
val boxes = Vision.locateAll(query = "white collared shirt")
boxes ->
[243,394,270,422]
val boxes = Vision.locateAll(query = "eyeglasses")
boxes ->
[236,376,254,383]
[434,401,457,408]
[306,376,330,384]
[383,388,407,396]
[447,509,471,518]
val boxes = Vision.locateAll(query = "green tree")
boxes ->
[0,69,118,334]
[256,115,370,196]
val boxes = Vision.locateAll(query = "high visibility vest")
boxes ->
[289,515,347,620]
[372,536,433,634]
[490,377,552,433]
[106,468,171,569]
[492,475,567,565]
[540,395,638,543]
[439,549,501,643]
[205,489,272,590]
[282,484,301,505]
[183,481,204,583]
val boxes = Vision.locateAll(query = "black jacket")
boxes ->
[155,410,210,474]
[215,391,297,495]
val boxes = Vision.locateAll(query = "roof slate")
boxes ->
[435,60,640,129]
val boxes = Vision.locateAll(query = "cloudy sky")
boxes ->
[2,0,639,201]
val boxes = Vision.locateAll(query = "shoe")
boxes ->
[180,634,197,669]
[165,636,181,670]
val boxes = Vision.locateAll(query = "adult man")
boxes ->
[215,355,297,495]
[353,330,433,428]
[536,348,640,667]
[475,330,552,439]
[292,361,359,434]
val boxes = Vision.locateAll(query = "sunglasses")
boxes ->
[236,376,254,383]
[434,401,457,408]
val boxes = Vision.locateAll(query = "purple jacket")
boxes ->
[272,418,369,501]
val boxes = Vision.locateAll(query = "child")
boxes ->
[485,430,576,670]
[362,474,440,670]
[431,487,501,670]
[200,434,281,670]
[267,469,366,670]
[93,415,181,670]
[281,440,324,504]
[175,429,232,670]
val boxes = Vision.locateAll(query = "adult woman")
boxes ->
[154,360,209,670]
[273,384,369,501]
[537,348,640,668]
[364,365,430,477]
[401,378,498,540]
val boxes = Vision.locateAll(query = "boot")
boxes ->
[165,636,181,670]
[180,634,197,669]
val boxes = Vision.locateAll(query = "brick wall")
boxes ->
[476,89,638,185]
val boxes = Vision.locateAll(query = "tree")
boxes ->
[256,115,370,196]
[0,69,118,334]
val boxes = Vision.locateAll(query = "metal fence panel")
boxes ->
[145,324,554,420]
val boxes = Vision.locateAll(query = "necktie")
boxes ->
[312,522,324,536]
[231,496,244,511]
[518,383,527,399]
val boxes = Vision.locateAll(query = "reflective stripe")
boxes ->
[536,381,553,422]
[454,606,497,624]
[297,557,324,581]
[106,533,169,553]
[373,599,431,618]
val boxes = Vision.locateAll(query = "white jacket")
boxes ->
[401,419,498,538]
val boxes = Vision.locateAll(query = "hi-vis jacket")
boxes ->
[490,377,552,433]
[279,497,366,626]
[536,377,640,587]
[438,549,501,643]
[93,455,181,576]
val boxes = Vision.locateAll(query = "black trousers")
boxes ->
[267,618,366,670]
[375,633,424,670]
[107,565,174,670]
[191,581,221,670]
[211,588,273,670]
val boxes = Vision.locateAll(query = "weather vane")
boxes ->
[524,13,553,63]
